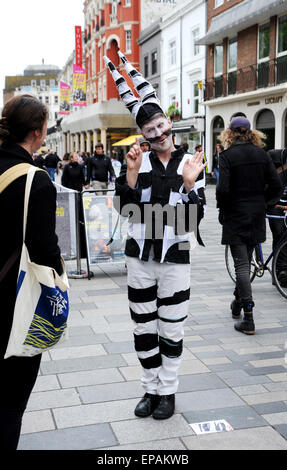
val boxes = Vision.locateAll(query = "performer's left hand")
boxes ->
[182,152,207,193]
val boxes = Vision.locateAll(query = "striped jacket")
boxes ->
[114,146,205,264]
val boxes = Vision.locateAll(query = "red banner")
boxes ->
[75,26,82,68]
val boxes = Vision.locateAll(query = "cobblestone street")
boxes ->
[18,185,287,450]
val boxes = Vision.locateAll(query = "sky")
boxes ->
[0,0,84,107]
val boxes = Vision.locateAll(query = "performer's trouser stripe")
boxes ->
[126,256,191,395]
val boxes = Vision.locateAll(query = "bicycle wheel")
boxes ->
[272,238,287,299]
[225,245,257,284]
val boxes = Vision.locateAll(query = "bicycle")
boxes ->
[225,205,287,299]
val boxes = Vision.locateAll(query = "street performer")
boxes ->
[104,51,206,419]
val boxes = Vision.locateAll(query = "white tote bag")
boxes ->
[4,165,70,359]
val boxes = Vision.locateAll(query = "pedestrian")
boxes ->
[61,152,88,192]
[0,94,63,450]
[87,143,115,194]
[139,137,151,152]
[32,151,45,169]
[212,144,224,182]
[105,51,206,419]
[44,149,60,181]
[216,116,282,335]
[267,148,287,286]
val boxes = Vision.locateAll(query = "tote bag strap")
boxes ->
[0,163,32,194]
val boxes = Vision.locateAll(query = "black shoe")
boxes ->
[134,393,159,417]
[152,394,175,420]
[230,299,242,319]
[278,271,287,288]
[234,314,255,335]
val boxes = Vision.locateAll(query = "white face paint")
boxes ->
[141,116,174,153]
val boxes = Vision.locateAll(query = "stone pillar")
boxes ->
[62,133,67,155]
[87,131,91,154]
[70,133,74,153]
[80,132,85,153]
[93,129,97,152]
[75,133,80,152]
[100,127,107,151]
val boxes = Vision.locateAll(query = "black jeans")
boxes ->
[230,244,254,310]
[0,354,42,450]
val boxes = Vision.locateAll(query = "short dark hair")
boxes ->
[95,143,104,149]
[195,144,202,150]
[0,94,48,144]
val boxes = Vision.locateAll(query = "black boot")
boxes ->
[152,394,175,420]
[134,393,159,417]
[230,299,242,319]
[234,311,255,335]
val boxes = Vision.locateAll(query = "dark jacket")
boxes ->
[114,146,205,264]
[267,149,287,204]
[61,161,86,192]
[45,153,60,168]
[87,154,115,183]
[216,142,282,246]
[0,142,63,355]
[212,151,220,170]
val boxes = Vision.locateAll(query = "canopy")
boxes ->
[112,134,142,146]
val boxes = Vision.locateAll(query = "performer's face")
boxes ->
[141,116,173,153]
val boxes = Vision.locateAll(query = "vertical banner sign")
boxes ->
[75,26,82,67]
[73,64,87,107]
[59,81,71,115]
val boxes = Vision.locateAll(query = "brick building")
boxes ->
[198,0,287,169]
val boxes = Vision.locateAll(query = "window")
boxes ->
[278,14,287,55]
[125,0,131,5]
[258,23,270,60]
[214,44,223,75]
[144,55,149,77]
[54,96,59,105]
[214,0,224,7]
[31,80,36,87]
[151,51,157,75]
[228,39,237,94]
[192,28,200,56]
[125,30,131,53]
[168,40,176,66]
[40,79,46,89]
[193,83,199,114]
[228,39,237,70]
[49,79,55,87]
[45,96,49,105]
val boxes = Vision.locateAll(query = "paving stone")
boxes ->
[21,410,55,434]
[78,380,142,404]
[111,415,194,445]
[26,389,81,411]
[183,405,265,430]
[49,344,107,361]
[32,375,60,392]
[252,401,287,415]
[103,341,134,354]
[274,424,287,440]
[178,373,227,393]
[176,388,245,413]
[53,399,138,428]
[182,426,287,450]
[18,424,117,450]
[40,354,126,375]
[100,438,187,450]
[58,367,124,388]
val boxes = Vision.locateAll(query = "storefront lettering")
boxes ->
[265,96,283,104]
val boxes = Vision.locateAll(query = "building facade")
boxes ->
[198,0,287,170]
[160,0,206,152]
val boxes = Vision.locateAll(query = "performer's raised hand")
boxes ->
[182,151,207,193]
[126,138,142,188]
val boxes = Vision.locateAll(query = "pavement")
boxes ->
[18,185,287,451]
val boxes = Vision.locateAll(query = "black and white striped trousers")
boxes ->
[126,256,190,395]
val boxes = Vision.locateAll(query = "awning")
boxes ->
[112,134,142,146]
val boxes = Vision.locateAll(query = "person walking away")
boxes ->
[105,51,206,420]
[216,116,282,335]
[267,148,287,286]
[87,143,115,194]
[44,149,60,181]
[0,94,63,450]
[32,151,45,169]
[212,144,223,182]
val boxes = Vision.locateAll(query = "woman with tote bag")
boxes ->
[0,95,64,450]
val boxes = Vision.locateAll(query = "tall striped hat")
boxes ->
[104,51,165,128]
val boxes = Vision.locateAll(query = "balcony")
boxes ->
[205,58,287,101]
